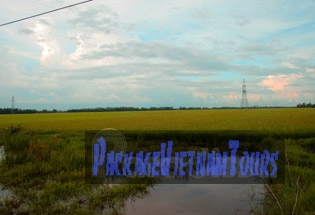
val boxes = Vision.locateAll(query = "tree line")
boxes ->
[296,102,315,108]
[0,103,314,114]
[0,108,58,114]
[0,106,211,114]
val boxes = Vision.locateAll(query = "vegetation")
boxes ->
[0,108,314,214]
[296,102,315,108]
[0,125,155,214]
[260,138,315,215]
[0,108,315,133]
[1,102,314,114]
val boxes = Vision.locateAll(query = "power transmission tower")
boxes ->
[240,79,248,109]
[11,96,15,114]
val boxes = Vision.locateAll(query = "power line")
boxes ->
[0,0,93,27]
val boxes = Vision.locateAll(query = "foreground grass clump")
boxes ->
[0,126,154,214]
[261,138,315,215]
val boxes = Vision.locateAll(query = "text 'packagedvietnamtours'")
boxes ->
[92,138,279,177]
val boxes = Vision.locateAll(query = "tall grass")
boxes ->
[0,125,153,214]
[261,138,315,215]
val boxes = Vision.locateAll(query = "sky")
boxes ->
[0,0,314,110]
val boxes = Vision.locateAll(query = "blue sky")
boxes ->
[0,0,314,110]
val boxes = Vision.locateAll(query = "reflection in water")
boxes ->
[125,184,264,215]
[124,154,266,214]
[0,145,4,165]
[0,185,11,201]
[0,145,265,214]
[0,146,12,201]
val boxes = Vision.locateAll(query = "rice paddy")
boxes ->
[0,108,315,214]
[0,108,314,132]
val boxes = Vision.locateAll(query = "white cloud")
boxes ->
[33,19,61,66]
[0,0,315,109]
[305,67,315,73]
[193,92,213,100]
[282,62,300,69]
[261,74,302,91]
[229,92,238,100]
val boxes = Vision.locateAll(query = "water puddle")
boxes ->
[0,185,11,202]
[0,145,4,165]
[0,145,265,214]
[0,145,12,201]
[121,154,266,214]
[125,184,264,215]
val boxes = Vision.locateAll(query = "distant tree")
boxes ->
[297,102,314,108]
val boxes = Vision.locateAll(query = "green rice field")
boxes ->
[1,108,315,132]
[0,108,315,214]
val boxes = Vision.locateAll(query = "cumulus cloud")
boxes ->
[193,92,213,100]
[68,5,120,34]
[229,92,238,100]
[0,0,315,109]
[33,19,61,66]
[282,62,300,69]
[280,91,300,99]
[305,67,315,73]
[240,42,281,56]
[261,74,302,91]
[247,94,261,101]
[303,93,315,99]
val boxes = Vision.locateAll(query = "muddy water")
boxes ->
[125,184,264,215]
[0,145,12,201]
[124,155,266,214]
[0,186,11,201]
[0,146,265,214]
[0,145,4,164]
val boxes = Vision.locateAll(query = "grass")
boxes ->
[261,139,315,215]
[0,126,156,214]
[0,108,315,214]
